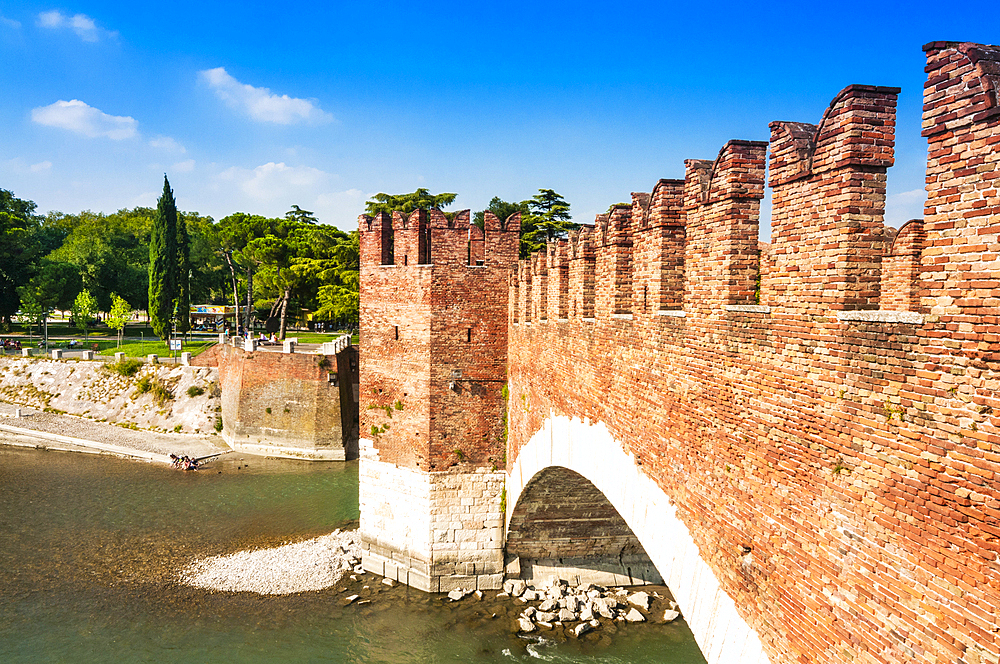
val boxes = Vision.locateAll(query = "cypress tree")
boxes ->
[148,175,177,340]
[175,211,191,333]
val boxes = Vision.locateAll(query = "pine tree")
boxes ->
[175,211,191,333]
[149,175,177,340]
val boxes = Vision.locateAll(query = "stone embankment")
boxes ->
[179,530,362,595]
[0,355,219,433]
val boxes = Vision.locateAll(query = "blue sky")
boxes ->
[1,1,997,233]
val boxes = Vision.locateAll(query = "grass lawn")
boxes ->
[97,339,215,357]
[10,338,215,357]
[290,331,354,344]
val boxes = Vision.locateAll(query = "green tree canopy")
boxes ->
[520,188,574,258]
[106,293,134,347]
[71,289,99,338]
[0,189,43,324]
[364,188,457,217]
[48,208,150,311]
[149,176,179,340]
[472,197,530,230]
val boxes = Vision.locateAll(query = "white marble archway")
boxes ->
[506,413,771,664]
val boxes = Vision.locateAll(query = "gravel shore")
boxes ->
[179,530,362,595]
[0,402,227,459]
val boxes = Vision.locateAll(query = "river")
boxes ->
[0,446,707,663]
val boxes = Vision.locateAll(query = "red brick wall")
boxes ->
[507,42,999,664]
[766,85,899,312]
[881,219,925,311]
[359,210,518,471]
[216,344,351,454]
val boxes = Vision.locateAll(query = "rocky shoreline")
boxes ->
[178,526,681,644]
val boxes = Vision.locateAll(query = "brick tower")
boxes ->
[357,207,519,592]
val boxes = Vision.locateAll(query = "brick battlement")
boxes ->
[512,84,910,321]
[359,208,518,269]
[506,41,1000,664]
[358,40,999,661]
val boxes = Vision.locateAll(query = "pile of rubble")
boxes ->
[447,576,681,638]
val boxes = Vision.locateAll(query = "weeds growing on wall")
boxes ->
[133,375,173,407]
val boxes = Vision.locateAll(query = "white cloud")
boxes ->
[885,188,927,228]
[1,14,21,29]
[149,136,185,153]
[172,159,195,173]
[220,162,330,200]
[199,67,333,125]
[30,160,52,173]
[37,10,115,42]
[314,189,368,227]
[31,99,138,140]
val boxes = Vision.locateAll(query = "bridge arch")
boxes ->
[506,415,770,664]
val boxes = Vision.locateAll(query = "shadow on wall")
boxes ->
[506,465,663,587]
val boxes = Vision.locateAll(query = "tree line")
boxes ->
[1,181,359,340]
[1,183,574,340]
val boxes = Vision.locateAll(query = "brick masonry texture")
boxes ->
[505,42,999,664]
[357,208,518,590]
[216,344,357,460]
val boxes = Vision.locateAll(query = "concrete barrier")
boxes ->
[21,348,32,357]
[51,349,63,359]
[181,352,192,366]
[147,354,159,364]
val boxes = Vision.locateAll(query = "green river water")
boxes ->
[0,446,707,663]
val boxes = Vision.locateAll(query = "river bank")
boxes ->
[0,401,229,462]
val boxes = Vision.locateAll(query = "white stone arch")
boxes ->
[506,414,771,664]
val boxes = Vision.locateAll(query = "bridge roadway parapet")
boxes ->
[506,40,1000,664]
[358,41,1000,664]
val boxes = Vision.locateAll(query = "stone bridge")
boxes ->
[357,41,1000,664]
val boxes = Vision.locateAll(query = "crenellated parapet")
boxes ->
[921,41,1000,322]
[358,208,519,270]
[505,42,1000,664]
[684,140,768,314]
[767,84,899,311]
[880,218,925,312]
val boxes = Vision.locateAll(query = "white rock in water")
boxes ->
[447,589,466,601]
[522,590,538,601]
[517,617,536,633]
[624,608,646,623]
[593,598,615,619]
[627,591,651,610]
[579,605,595,621]
[534,611,558,623]
[538,599,559,612]
[503,579,527,597]
[558,608,577,622]
[663,609,680,623]
[382,578,395,587]
[573,622,593,637]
